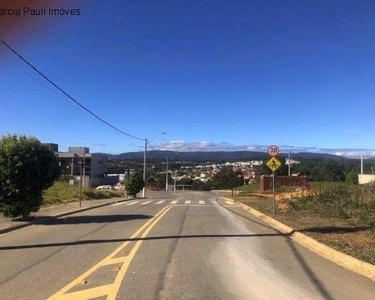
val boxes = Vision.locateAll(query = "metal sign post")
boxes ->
[272,171,276,215]
[266,145,281,216]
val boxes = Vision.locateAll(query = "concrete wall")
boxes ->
[358,174,375,185]
[68,147,89,154]
[91,154,108,179]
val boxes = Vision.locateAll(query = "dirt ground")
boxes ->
[234,194,375,266]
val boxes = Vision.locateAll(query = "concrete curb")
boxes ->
[0,198,130,236]
[220,196,375,282]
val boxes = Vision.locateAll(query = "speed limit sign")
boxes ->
[267,145,279,157]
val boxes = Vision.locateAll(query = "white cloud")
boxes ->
[156,141,375,157]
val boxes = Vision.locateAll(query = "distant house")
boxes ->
[45,144,110,187]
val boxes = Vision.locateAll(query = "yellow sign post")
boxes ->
[266,146,282,216]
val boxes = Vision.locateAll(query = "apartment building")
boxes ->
[45,144,109,187]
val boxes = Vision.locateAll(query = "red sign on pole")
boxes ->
[267,145,280,157]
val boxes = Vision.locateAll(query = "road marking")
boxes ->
[156,200,165,204]
[107,206,172,299]
[170,200,178,205]
[125,201,139,206]
[112,201,132,206]
[48,205,171,300]
[172,205,214,207]
[140,201,152,205]
[184,200,191,204]
[56,284,113,300]
[199,200,205,205]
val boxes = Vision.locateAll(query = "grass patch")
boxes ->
[298,183,375,224]
[43,181,123,206]
[310,181,343,189]
[236,183,260,195]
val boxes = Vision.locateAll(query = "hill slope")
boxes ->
[104,150,355,163]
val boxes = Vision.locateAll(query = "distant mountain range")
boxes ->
[100,150,358,163]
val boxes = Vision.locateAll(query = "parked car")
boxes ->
[95,185,115,191]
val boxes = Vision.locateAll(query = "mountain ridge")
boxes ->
[95,150,357,162]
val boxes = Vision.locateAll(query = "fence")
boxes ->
[260,175,310,192]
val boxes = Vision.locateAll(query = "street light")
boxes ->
[166,157,169,191]
[288,146,294,176]
[142,132,166,198]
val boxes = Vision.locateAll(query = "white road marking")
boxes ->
[113,201,135,206]
[170,200,178,205]
[113,202,126,206]
[199,200,205,205]
[140,201,152,205]
[184,200,191,204]
[125,201,139,206]
[171,205,213,207]
[156,200,165,204]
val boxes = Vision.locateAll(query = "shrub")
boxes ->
[125,173,144,198]
[0,135,60,218]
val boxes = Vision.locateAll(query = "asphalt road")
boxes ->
[0,191,374,300]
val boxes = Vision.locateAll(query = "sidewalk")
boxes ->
[0,197,129,235]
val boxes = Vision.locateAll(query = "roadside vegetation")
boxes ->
[236,183,260,194]
[0,135,60,218]
[125,173,145,198]
[233,182,375,265]
[43,181,123,206]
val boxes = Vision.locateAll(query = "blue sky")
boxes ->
[1,0,375,156]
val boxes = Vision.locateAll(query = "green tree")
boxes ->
[212,167,243,195]
[0,135,60,218]
[125,173,145,198]
[345,170,359,185]
[313,162,345,182]
[156,173,172,190]
[193,179,213,191]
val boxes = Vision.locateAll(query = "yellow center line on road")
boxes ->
[107,204,172,300]
[47,204,172,300]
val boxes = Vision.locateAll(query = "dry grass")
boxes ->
[43,181,123,206]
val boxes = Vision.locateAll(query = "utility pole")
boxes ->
[142,138,147,198]
[174,170,177,191]
[288,146,293,176]
[124,169,129,197]
[166,157,169,191]
[82,151,86,187]
[79,156,83,207]
[143,132,166,197]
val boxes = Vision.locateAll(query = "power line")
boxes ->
[0,51,82,112]
[0,38,144,141]
[147,140,156,151]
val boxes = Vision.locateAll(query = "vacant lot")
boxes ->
[234,182,375,265]
[43,181,123,206]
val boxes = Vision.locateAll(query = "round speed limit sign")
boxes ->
[267,145,279,157]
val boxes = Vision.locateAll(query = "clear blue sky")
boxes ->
[1,0,375,156]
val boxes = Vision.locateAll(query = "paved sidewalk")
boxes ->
[0,197,129,235]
